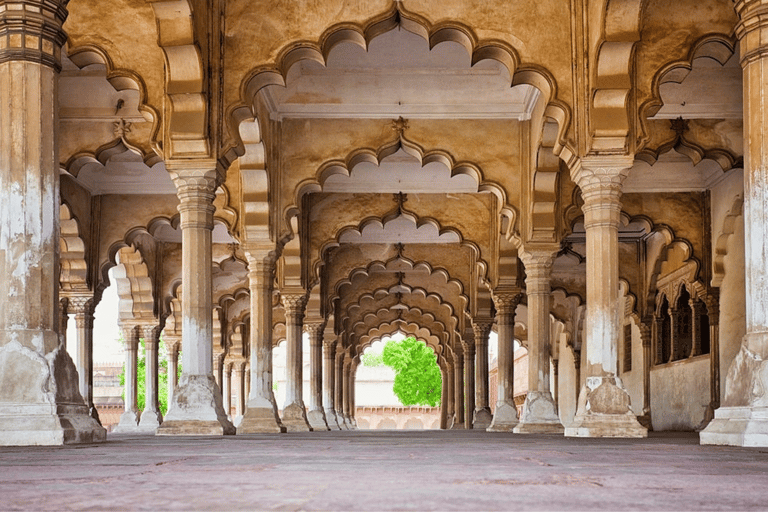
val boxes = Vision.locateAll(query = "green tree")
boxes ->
[382,336,441,407]
[361,352,384,367]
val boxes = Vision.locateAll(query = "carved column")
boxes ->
[0,0,105,446]
[306,322,329,430]
[164,337,181,405]
[473,320,493,429]
[136,325,162,430]
[488,290,522,432]
[669,306,680,362]
[245,364,251,400]
[699,297,721,429]
[69,296,99,422]
[516,248,563,434]
[323,338,341,429]
[335,350,347,430]
[463,335,476,429]
[232,361,246,424]
[238,248,284,433]
[451,346,465,429]
[222,362,232,418]
[281,292,312,431]
[565,157,646,438]
[159,164,233,436]
[114,325,140,432]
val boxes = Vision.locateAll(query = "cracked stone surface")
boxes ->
[1,431,768,510]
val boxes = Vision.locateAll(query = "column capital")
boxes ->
[141,324,160,345]
[472,320,493,344]
[120,324,139,349]
[520,246,557,295]
[570,156,632,203]
[66,295,94,316]
[245,246,278,283]
[305,321,326,337]
[735,0,768,63]
[0,0,69,70]
[281,291,308,318]
[492,288,523,315]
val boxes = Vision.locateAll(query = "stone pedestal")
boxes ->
[564,157,646,438]
[473,321,493,430]
[138,326,163,431]
[0,2,105,446]
[488,290,523,432]
[238,249,285,433]
[306,323,330,431]
[323,338,341,430]
[158,164,234,436]
[515,249,564,434]
[281,293,312,432]
[463,338,476,429]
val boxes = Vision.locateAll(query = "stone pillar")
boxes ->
[343,357,353,428]
[335,351,347,430]
[138,325,163,430]
[239,248,285,433]
[114,325,140,432]
[669,306,680,362]
[445,362,455,428]
[222,362,232,418]
[281,293,312,431]
[59,299,69,350]
[323,339,341,429]
[690,299,705,358]
[0,0,105,446]
[565,157,646,438]
[637,321,653,429]
[451,349,465,429]
[233,361,245,425]
[69,296,99,422]
[165,337,180,405]
[158,163,234,436]
[516,248,563,434]
[245,364,251,400]
[350,359,358,429]
[463,337,476,429]
[489,290,522,432]
[473,320,493,429]
[306,323,329,430]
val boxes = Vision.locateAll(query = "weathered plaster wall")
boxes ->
[650,356,710,431]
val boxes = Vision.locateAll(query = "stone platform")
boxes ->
[1,431,767,510]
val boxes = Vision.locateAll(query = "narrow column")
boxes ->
[451,348,465,429]
[488,290,523,431]
[516,248,563,434]
[245,364,251,400]
[281,293,312,431]
[565,157,646,438]
[445,362,455,428]
[233,361,245,425]
[690,299,704,357]
[159,162,234,436]
[0,0,105,446]
[699,297,721,429]
[238,248,285,433]
[114,325,140,432]
[165,337,181,404]
[139,325,163,430]
[69,296,100,422]
[637,321,653,429]
[350,359,359,429]
[440,366,449,429]
[473,320,493,429]
[335,351,347,430]
[343,357,353,428]
[306,323,329,430]
[59,299,70,350]
[222,362,232,419]
[323,339,341,429]
[463,336,476,429]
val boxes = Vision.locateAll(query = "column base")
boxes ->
[564,379,647,438]
[343,415,356,430]
[324,408,342,430]
[112,410,141,433]
[156,375,235,436]
[237,406,286,434]
[473,407,493,430]
[307,409,330,431]
[450,420,465,430]
[336,413,349,430]
[138,408,162,431]
[513,391,563,434]
[0,403,107,446]
[487,401,518,432]
[700,406,768,446]
[282,402,312,432]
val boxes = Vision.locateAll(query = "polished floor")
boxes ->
[1,430,767,511]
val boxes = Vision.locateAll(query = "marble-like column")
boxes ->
[451,349,465,429]
[473,320,493,429]
[463,337,476,429]
[222,362,232,419]
[114,325,140,432]
[138,325,163,430]
[0,0,105,446]
[233,361,245,425]
[245,364,251,400]
[335,351,347,430]
[158,163,234,436]
[239,248,285,433]
[281,293,312,431]
[488,290,523,432]
[69,296,100,422]
[701,105,768,435]
[516,248,563,434]
[323,339,341,429]
[165,337,181,405]
[306,323,329,430]
[564,157,646,438]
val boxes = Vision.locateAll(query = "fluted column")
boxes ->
[473,320,493,429]
[463,336,476,429]
[165,337,181,404]
[114,325,140,432]
[335,351,347,430]
[488,289,523,432]
[305,323,329,430]
[565,157,646,438]
[451,347,465,429]
[239,248,284,433]
[515,248,563,434]
[137,325,163,430]
[323,339,341,429]
[159,163,233,436]
[0,0,105,446]
[233,361,246,425]
[280,292,311,431]
[69,296,100,422]
[222,362,232,419]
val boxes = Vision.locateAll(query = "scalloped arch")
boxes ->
[59,202,89,293]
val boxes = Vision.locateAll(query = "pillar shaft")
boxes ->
[516,248,563,433]
[114,325,140,432]
[463,339,475,429]
[281,292,311,431]
[343,358,352,426]
[158,163,233,436]
[69,297,95,417]
[445,363,455,427]
[335,351,347,429]
[238,249,284,433]
[165,338,180,404]
[488,290,522,431]
[323,339,341,429]
[473,320,493,429]
[233,362,245,420]
[565,157,646,438]
[452,351,465,428]
[222,363,232,418]
[138,325,162,430]
[306,323,329,430]
[0,0,104,445]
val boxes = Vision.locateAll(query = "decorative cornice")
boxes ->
[0,1,68,71]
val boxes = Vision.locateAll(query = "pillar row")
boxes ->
[488,289,523,432]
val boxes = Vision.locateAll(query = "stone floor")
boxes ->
[2,430,767,511]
